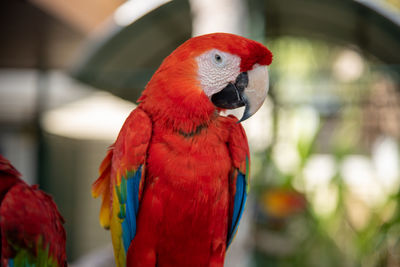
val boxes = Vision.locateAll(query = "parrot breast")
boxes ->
[134,118,232,265]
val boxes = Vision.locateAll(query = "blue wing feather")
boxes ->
[120,165,143,252]
[227,171,248,246]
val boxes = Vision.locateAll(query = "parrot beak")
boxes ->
[211,64,269,122]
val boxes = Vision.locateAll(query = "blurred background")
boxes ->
[1,0,400,266]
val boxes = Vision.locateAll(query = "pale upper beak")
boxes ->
[211,64,269,122]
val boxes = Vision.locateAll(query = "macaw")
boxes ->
[92,33,272,267]
[0,155,66,267]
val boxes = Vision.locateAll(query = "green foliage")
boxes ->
[251,37,400,267]
[10,237,59,267]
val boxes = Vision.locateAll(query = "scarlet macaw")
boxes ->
[92,33,272,266]
[0,155,66,267]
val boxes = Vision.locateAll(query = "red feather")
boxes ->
[0,155,66,266]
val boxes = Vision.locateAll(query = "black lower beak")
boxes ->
[211,72,248,109]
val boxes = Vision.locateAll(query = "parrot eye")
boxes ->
[212,52,225,67]
[196,49,241,97]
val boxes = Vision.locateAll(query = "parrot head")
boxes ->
[0,154,22,203]
[140,33,273,123]
[0,155,21,179]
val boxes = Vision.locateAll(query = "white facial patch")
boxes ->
[196,49,241,97]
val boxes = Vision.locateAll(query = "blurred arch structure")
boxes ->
[72,0,400,103]
[261,0,400,64]
[71,0,192,102]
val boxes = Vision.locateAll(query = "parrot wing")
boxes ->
[0,183,66,267]
[92,107,152,267]
[226,115,250,248]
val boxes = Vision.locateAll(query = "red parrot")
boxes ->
[0,155,66,267]
[92,33,272,266]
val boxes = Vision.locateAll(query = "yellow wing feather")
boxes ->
[111,187,126,267]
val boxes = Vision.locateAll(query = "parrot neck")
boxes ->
[138,84,217,134]
[139,97,217,134]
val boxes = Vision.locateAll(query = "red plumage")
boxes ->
[93,33,272,266]
[126,112,244,266]
[0,155,66,267]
